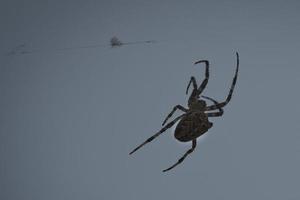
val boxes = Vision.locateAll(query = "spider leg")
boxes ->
[162,105,188,126]
[163,139,197,172]
[129,114,185,155]
[202,95,224,117]
[206,52,239,111]
[186,76,198,95]
[194,60,209,96]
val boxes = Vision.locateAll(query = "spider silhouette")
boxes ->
[130,52,239,172]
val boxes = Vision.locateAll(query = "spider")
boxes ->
[130,52,239,172]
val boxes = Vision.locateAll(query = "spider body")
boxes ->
[174,112,212,142]
[130,52,239,172]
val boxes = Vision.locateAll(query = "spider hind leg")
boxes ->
[163,139,197,172]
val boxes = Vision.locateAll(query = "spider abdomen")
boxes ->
[174,112,212,142]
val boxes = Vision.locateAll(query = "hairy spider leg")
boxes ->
[186,76,198,95]
[194,60,209,96]
[162,105,188,126]
[186,59,209,97]
[163,139,197,172]
[129,114,185,155]
[206,52,239,111]
[201,96,224,117]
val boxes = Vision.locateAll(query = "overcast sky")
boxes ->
[1,0,300,199]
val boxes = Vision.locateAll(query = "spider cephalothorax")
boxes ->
[130,52,239,172]
[188,99,207,110]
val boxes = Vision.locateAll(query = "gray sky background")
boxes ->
[1,0,300,199]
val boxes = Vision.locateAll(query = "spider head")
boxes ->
[188,98,207,111]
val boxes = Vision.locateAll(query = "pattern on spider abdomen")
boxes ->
[174,112,213,142]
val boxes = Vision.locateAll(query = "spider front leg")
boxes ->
[206,52,239,111]
[186,76,198,95]
[202,95,224,117]
[163,139,197,172]
[194,60,209,96]
[162,105,188,126]
[129,114,185,155]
